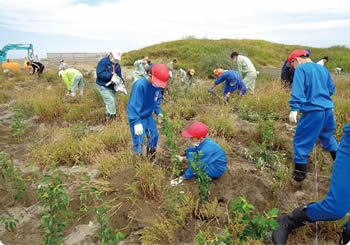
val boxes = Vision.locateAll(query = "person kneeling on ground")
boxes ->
[208,68,247,103]
[58,67,84,97]
[287,49,338,182]
[27,60,45,77]
[126,64,169,159]
[171,122,227,186]
[272,123,350,245]
[96,48,125,121]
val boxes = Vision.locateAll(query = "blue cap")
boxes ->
[305,49,312,56]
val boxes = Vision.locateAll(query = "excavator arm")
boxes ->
[0,43,34,63]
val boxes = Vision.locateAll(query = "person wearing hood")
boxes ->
[170,122,227,186]
[208,68,247,102]
[96,48,125,121]
[126,64,169,159]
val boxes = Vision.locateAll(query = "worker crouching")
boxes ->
[58,67,84,97]
[208,68,247,103]
[170,122,227,186]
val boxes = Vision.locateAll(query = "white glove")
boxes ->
[177,155,184,162]
[157,113,163,124]
[134,124,143,135]
[289,111,298,124]
[170,177,183,186]
[111,74,119,83]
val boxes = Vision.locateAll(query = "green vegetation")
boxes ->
[122,39,350,76]
[196,196,279,244]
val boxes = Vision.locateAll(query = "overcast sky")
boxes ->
[1,0,350,58]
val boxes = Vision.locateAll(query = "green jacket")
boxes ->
[61,68,80,90]
[237,55,256,76]
[133,59,146,77]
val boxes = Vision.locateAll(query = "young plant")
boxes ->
[160,112,182,176]
[12,107,26,140]
[0,153,27,201]
[37,166,72,245]
[94,202,124,244]
[0,215,19,232]
[189,151,211,204]
[230,196,279,241]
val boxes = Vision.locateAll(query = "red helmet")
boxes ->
[288,49,310,62]
[151,64,170,88]
[181,122,208,138]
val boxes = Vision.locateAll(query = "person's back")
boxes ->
[290,62,334,112]
[127,77,162,122]
[238,55,256,74]
[184,137,227,179]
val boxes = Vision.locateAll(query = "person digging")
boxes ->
[208,68,247,103]
[170,122,227,186]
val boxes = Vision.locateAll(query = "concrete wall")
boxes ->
[47,52,108,66]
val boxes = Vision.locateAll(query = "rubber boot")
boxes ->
[146,148,156,162]
[330,151,337,161]
[110,114,117,121]
[292,163,307,182]
[340,227,350,245]
[272,205,312,245]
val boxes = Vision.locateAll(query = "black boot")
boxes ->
[292,163,307,182]
[272,205,312,245]
[341,227,350,245]
[146,148,156,162]
[110,114,117,121]
[330,151,337,161]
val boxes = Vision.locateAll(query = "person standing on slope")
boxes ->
[272,123,350,245]
[287,49,338,182]
[231,52,257,94]
[126,64,169,160]
[96,48,125,121]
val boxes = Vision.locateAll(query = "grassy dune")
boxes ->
[122,39,350,77]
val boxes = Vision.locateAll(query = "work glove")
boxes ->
[289,111,298,124]
[157,113,163,124]
[170,177,184,186]
[134,124,143,135]
[208,87,213,93]
[171,155,184,162]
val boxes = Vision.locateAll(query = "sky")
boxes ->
[1,0,350,58]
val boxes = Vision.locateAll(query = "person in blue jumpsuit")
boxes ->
[208,69,247,102]
[96,48,125,121]
[170,122,227,186]
[126,64,169,159]
[287,49,338,182]
[272,123,350,245]
[281,49,311,89]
